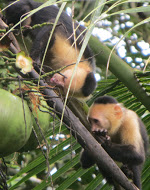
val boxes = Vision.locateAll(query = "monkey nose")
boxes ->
[50,76,64,87]
[50,77,57,84]
[91,126,98,133]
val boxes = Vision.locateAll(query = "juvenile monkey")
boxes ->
[80,96,149,189]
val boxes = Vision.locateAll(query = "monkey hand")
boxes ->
[92,128,108,137]
[121,165,133,179]
[92,129,111,145]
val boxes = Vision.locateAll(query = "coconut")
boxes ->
[0,89,32,157]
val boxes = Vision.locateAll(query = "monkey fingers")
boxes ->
[121,165,133,179]
[92,134,110,146]
[92,128,108,137]
[93,135,106,144]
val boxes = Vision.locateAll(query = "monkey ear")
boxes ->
[114,104,123,119]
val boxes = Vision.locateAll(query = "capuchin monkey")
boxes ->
[5,0,96,98]
[80,96,149,190]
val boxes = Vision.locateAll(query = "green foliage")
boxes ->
[0,0,150,190]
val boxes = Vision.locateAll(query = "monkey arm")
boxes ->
[80,149,96,169]
[101,142,144,165]
[92,130,144,165]
[80,130,110,169]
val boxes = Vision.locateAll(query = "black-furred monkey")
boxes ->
[5,0,96,98]
[80,96,149,190]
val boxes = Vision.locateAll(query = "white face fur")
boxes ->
[50,66,89,97]
[88,103,124,136]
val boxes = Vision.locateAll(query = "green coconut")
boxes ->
[19,94,51,151]
[0,89,32,157]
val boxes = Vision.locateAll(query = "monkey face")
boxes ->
[88,104,112,133]
[50,67,88,97]
[88,103,124,136]
[88,116,111,133]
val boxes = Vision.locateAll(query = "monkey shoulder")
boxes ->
[120,109,145,153]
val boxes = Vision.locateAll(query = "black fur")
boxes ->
[5,1,94,66]
[138,118,149,154]
[82,72,96,97]
[95,96,118,104]
[80,149,95,169]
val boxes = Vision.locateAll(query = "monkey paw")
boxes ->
[92,128,108,137]
[121,165,133,179]
[92,129,110,145]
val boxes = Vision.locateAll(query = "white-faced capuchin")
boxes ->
[5,0,96,98]
[80,96,149,190]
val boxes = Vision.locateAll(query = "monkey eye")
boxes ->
[89,118,99,125]
[93,119,99,124]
